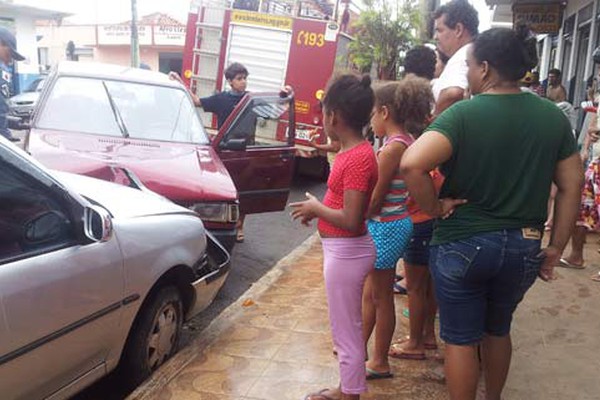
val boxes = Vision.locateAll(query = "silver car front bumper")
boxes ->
[186,232,231,319]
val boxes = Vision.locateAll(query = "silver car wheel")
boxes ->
[147,302,179,369]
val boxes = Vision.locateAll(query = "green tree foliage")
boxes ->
[349,0,421,80]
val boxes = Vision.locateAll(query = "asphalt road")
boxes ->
[74,176,327,400]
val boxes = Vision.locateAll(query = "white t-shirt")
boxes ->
[432,44,471,102]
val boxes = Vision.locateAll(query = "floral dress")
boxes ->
[579,159,600,231]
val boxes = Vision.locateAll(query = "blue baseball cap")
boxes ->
[0,27,25,62]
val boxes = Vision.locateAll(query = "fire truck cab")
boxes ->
[182,0,354,180]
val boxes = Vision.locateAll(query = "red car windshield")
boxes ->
[37,76,210,144]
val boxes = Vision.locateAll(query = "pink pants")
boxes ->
[321,234,376,395]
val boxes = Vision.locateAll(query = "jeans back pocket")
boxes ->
[435,240,482,281]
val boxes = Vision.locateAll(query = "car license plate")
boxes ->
[295,128,313,141]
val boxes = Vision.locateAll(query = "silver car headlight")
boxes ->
[191,203,239,223]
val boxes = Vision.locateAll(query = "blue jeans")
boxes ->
[430,229,544,345]
[403,219,434,266]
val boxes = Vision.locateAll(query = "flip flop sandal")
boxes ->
[421,366,446,384]
[394,335,438,351]
[402,308,440,322]
[393,282,407,295]
[236,231,245,243]
[388,344,426,360]
[592,273,600,282]
[366,367,394,380]
[558,258,586,269]
[304,388,339,400]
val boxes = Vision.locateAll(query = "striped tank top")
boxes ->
[371,133,414,223]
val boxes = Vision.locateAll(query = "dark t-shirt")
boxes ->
[427,92,577,245]
[200,90,246,128]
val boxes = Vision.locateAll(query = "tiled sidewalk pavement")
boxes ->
[129,233,600,400]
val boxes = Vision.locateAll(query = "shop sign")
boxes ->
[513,3,563,34]
[153,25,186,46]
[97,25,152,45]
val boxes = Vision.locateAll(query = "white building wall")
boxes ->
[37,24,97,67]
[1,11,40,74]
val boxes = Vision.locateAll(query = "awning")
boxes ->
[486,0,564,5]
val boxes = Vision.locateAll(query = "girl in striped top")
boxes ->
[362,76,435,379]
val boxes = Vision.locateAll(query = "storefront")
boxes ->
[487,1,600,130]
[37,13,185,73]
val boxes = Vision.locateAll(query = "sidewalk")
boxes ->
[128,234,600,400]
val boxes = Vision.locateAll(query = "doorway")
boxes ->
[573,24,591,105]
[159,52,183,75]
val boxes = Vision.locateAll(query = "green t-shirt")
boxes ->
[428,92,577,245]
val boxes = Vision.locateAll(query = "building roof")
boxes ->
[0,0,71,19]
[118,12,185,27]
[138,12,185,26]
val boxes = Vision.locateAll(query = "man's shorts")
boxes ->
[429,229,544,345]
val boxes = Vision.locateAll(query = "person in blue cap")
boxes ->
[0,27,25,142]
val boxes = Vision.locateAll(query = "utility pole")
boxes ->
[130,0,140,68]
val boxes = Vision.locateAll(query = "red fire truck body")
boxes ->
[182,3,353,178]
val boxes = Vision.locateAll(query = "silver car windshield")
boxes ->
[37,76,210,144]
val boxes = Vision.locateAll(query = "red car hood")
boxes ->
[27,129,237,203]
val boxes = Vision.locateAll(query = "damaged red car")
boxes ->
[25,62,296,250]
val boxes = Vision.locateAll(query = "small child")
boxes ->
[291,74,378,400]
[170,62,248,129]
[362,77,434,378]
[170,62,250,242]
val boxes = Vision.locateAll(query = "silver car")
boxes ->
[0,138,230,399]
[8,77,45,121]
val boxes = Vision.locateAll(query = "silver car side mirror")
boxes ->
[84,205,113,242]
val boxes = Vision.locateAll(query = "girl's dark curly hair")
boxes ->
[322,74,374,131]
[373,76,434,137]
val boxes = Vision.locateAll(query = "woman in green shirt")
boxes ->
[401,26,583,400]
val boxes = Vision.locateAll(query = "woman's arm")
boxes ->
[540,153,584,281]
[367,142,405,218]
[583,113,599,162]
[401,131,465,217]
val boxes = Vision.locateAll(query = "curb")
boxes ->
[126,232,320,400]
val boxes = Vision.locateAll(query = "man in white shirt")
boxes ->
[431,0,479,115]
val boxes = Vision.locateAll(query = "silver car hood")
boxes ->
[54,171,195,219]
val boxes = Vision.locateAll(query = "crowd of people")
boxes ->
[290,0,590,399]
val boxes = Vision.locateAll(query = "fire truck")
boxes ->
[181,0,354,179]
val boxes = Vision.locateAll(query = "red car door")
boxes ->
[212,93,296,214]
